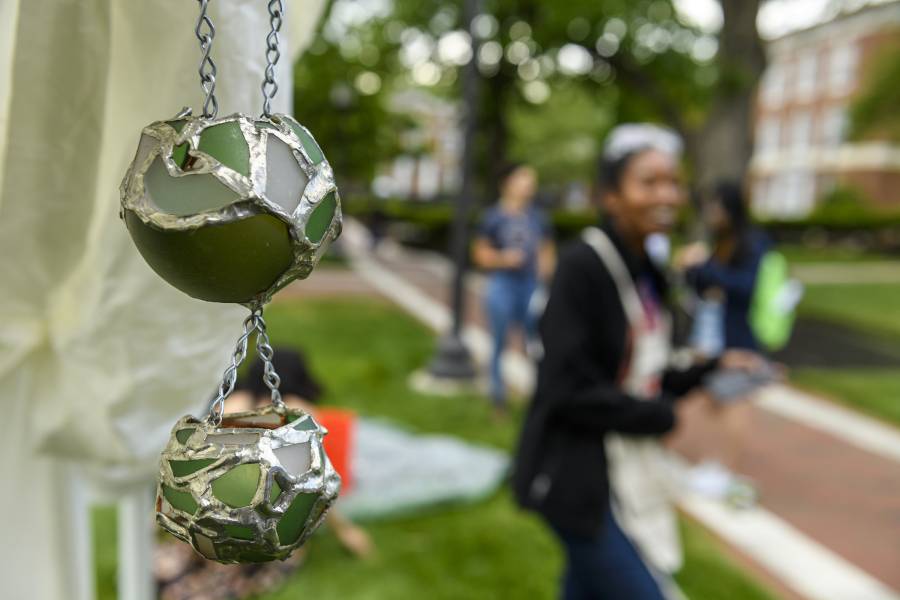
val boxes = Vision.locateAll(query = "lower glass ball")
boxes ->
[156,407,341,563]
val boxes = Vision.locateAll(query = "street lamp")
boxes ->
[427,0,482,381]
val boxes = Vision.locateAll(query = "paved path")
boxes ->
[793,262,900,285]
[284,222,900,600]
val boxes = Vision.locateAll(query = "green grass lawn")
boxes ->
[779,244,888,264]
[799,282,900,341]
[792,368,900,427]
[94,298,779,600]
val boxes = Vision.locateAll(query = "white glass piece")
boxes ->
[265,136,307,214]
[144,157,239,217]
[132,134,158,171]
[273,441,311,476]
[206,432,261,446]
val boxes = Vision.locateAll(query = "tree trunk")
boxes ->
[693,0,766,192]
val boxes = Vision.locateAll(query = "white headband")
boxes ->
[602,123,683,162]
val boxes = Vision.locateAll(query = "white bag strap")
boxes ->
[582,227,643,327]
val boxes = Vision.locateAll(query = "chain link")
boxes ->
[254,314,285,410]
[207,309,284,426]
[207,312,255,425]
[261,0,285,117]
[195,0,219,118]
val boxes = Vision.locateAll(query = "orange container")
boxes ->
[316,408,356,495]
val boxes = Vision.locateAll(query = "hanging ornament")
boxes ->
[120,0,341,306]
[120,0,341,563]
[157,312,340,563]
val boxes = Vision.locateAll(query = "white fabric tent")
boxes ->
[0,1,326,598]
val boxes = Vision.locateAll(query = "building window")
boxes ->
[820,106,847,147]
[828,42,858,95]
[761,63,786,107]
[795,52,818,101]
[767,172,816,218]
[790,110,813,150]
[755,117,781,154]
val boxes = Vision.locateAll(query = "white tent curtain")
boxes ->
[0,1,326,598]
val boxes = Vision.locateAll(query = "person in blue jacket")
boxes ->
[681,181,771,353]
[677,181,777,505]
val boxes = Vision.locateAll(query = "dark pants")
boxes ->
[552,510,667,600]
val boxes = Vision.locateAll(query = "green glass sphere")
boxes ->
[120,112,341,306]
[157,407,341,563]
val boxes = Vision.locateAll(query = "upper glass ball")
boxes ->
[120,110,341,306]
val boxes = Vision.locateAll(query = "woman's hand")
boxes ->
[500,248,526,269]
[719,349,767,373]
[674,242,709,270]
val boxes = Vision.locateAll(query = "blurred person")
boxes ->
[513,124,764,599]
[473,163,555,414]
[675,182,782,505]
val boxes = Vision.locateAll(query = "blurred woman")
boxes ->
[513,125,762,599]
[676,182,780,503]
[473,163,555,413]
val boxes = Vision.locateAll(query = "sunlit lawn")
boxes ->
[792,368,900,427]
[799,282,900,341]
[95,298,779,600]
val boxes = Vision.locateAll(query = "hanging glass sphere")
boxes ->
[156,405,341,563]
[120,110,341,306]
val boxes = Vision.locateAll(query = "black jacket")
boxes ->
[512,223,715,536]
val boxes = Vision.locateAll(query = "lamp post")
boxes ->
[427,0,482,380]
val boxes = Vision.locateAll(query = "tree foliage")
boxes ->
[850,42,900,142]
[294,0,763,198]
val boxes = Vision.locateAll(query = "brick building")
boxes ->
[750,1,900,218]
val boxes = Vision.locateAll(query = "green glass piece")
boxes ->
[169,458,216,477]
[270,480,282,504]
[171,142,189,168]
[293,417,318,431]
[162,485,198,514]
[234,548,276,563]
[198,121,250,176]
[287,121,325,164]
[306,192,337,243]
[222,524,256,541]
[211,463,261,508]
[175,428,195,444]
[166,121,189,167]
[285,413,301,423]
[144,156,239,217]
[124,210,294,303]
[276,493,318,545]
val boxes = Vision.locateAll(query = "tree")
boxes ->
[295,0,766,201]
[850,42,900,142]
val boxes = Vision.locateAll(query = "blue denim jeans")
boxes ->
[552,509,667,600]
[484,273,536,406]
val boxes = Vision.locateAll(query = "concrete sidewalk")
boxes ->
[285,222,900,600]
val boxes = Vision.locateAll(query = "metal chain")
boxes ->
[195,0,219,118]
[206,309,285,426]
[254,311,285,410]
[207,312,256,425]
[261,0,285,117]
